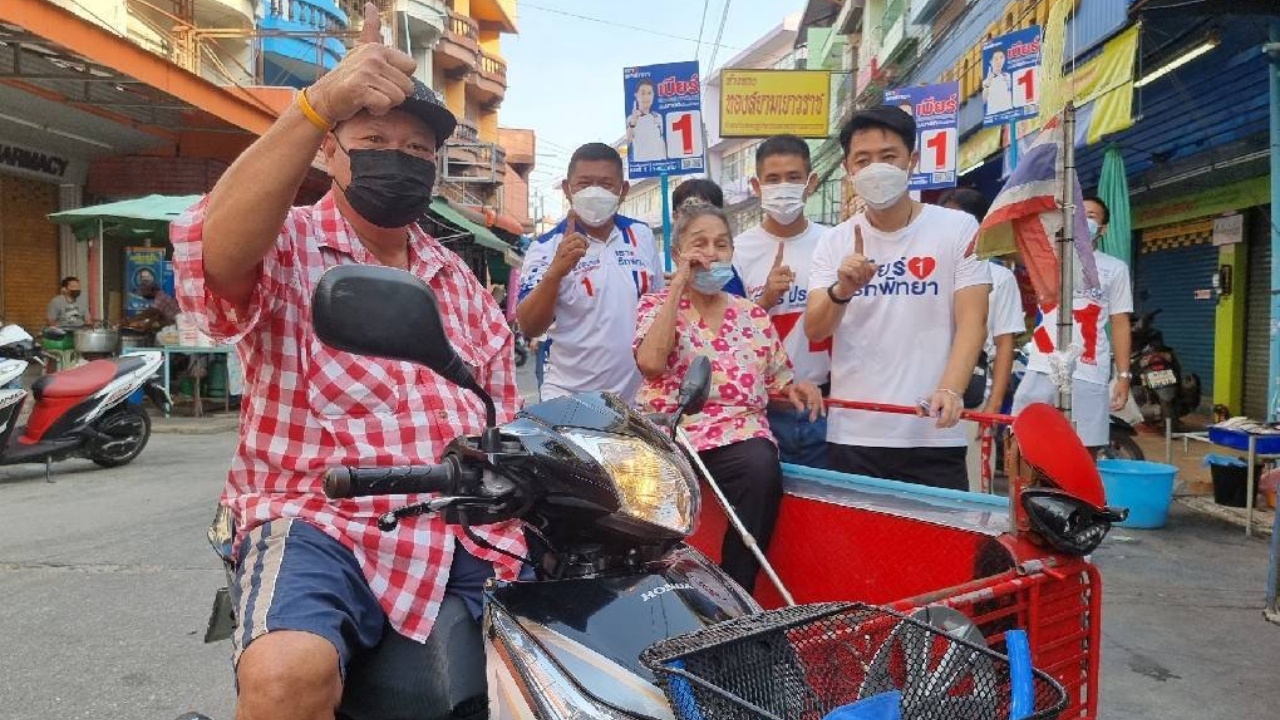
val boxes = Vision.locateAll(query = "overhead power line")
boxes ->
[694,0,712,63]
[706,0,734,73]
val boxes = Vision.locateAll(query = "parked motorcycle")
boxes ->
[0,324,171,478]
[190,265,1084,719]
[1129,308,1202,427]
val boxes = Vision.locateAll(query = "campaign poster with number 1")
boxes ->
[883,82,959,191]
[622,61,705,180]
[982,26,1042,126]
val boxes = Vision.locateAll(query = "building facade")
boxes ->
[812,0,1279,418]
[0,0,530,333]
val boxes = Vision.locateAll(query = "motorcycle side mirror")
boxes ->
[312,265,497,431]
[673,356,712,434]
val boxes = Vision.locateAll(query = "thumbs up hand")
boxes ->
[306,3,418,125]
[759,241,793,309]
[836,224,877,298]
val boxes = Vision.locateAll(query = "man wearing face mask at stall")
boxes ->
[1012,196,1133,453]
[731,135,831,468]
[806,106,990,490]
[517,142,665,403]
[169,6,525,719]
[47,276,89,330]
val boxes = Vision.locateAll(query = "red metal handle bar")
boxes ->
[772,395,1016,426]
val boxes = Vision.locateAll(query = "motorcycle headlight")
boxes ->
[564,430,699,537]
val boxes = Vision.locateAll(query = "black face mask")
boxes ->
[338,146,437,229]
[68,290,81,300]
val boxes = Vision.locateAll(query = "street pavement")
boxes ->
[1,359,1277,718]
[1094,505,1280,718]
[0,433,236,720]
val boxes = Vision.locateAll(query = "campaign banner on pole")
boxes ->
[623,61,704,180]
[883,82,960,191]
[982,26,1042,126]
[719,69,831,138]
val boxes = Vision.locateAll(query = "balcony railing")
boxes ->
[124,0,359,87]
[877,0,906,44]
[480,52,506,80]
[441,141,505,184]
[455,118,480,143]
[448,11,479,44]
[267,0,348,31]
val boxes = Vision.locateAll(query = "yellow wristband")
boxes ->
[297,88,334,132]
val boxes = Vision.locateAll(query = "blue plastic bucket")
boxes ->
[1097,459,1178,529]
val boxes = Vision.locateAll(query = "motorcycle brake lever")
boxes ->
[377,496,502,531]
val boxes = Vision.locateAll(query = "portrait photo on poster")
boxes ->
[884,82,960,191]
[622,61,705,180]
[982,26,1043,127]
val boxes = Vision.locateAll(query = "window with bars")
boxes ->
[721,141,762,185]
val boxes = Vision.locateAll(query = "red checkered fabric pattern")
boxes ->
[171,192,525,641]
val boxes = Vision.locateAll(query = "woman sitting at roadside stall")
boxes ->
[634,202,824,592]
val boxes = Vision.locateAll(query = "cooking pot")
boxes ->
[75,328,120,354]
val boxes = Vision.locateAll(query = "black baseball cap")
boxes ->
[400,78,456,147]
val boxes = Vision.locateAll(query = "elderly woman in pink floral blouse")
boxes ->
[634,202,823,592]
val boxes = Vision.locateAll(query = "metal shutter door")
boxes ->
[1135,233,1218,412]
[1244,208,1272,420]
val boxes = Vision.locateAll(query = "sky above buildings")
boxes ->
[501,0,806,215]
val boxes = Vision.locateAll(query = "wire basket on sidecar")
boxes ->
[639,602,1069,720]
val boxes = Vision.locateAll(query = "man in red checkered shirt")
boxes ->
[171,7,524,719]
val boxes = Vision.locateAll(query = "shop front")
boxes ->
[0,0,287,335]
[0,138,86,333]
[1131,177,1273,418]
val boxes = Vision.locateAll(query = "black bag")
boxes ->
[963,350,989,409]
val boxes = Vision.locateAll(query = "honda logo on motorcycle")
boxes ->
[641,583,694,602]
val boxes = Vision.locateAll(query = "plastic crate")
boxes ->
[640,602,1068,720]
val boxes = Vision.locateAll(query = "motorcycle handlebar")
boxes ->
[324,458,461,499]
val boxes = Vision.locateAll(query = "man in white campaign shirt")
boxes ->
[518,143,665,402]
[806,106,990,491]
[733,135,831,467]
[1013,196,1133,450]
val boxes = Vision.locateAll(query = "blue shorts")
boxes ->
[766,407,829,469]
[230,518,500,676]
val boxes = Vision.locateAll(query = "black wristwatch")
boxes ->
[827,283,854,305]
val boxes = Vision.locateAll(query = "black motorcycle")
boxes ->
[1129,309,1202,428]
[190,265,1071,719]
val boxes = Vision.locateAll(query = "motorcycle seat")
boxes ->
[32,360,117,399]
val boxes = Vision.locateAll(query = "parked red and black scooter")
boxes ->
[0,324,171,479]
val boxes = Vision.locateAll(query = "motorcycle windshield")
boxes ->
[490,548,757,694]
[518,391,673,449]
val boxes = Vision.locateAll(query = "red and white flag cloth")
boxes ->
[978,113,1101,309]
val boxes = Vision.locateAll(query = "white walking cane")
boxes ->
[675,427,796,607]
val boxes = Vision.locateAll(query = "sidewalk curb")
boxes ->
[1174,495,1274,538]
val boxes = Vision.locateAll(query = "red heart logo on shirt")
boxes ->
[907,256,937,280]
